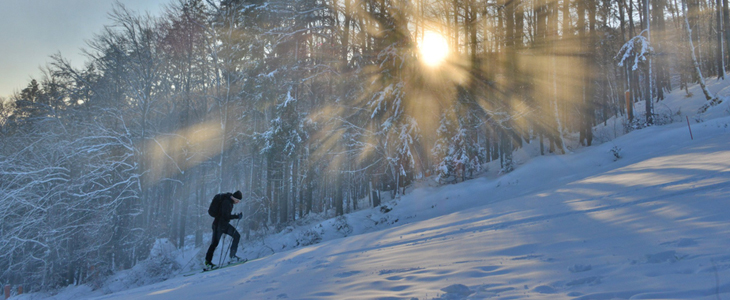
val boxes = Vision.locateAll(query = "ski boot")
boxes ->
[229,255,247,264]
[204,260,217,270]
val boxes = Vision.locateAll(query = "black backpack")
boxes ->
[208,194,224,218]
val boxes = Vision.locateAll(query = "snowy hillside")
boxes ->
[14,80,730,299]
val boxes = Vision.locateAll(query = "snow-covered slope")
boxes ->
[15,80,730,299]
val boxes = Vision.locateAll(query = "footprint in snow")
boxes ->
[379,267,424,275]
[660,238,698,247]
[532,285,558,294]
[460,266,505,278]
[569,264,592,273]
[311,259,330,269]
[644,250,687,264]
[565,276,601,287]
[433,284,474,300]
[334,270,362,278]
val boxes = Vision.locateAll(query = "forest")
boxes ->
[0,0,725,291]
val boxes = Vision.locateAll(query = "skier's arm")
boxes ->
[227,209,242,219]
[220,199,241,221]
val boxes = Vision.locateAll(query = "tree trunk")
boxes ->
[717,0,726,78]
[280,162,289,224]
[342,0,351,69]
[645,0,654,124]
[654,0,670,100]
[335,173,344,216]
[724,0,730,69]
[563,0,572,37]
[619,0,629,106]
[683,0,717,101]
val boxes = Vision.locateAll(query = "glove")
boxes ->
[235,212,243,219]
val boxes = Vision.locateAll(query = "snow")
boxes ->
[13,80,730,299]
[616,31,652,71]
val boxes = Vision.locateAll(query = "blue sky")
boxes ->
[0,0,168,99]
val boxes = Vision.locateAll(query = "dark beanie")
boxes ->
[232,190,242,200]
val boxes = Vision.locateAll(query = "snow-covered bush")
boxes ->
[333,216,353,236]
[609,146,622,161]
[144,239,181,278]
[102,239,180,294]
[296,228,323,247]
[697,97,724,114]
[380,203,394,214]
[653,103,679,125]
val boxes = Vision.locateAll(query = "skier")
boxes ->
[205,190,244,269]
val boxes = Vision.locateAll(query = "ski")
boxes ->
[182,258,250,277]
[205,258,248,271]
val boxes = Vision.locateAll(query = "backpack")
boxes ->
[208,194,224,218]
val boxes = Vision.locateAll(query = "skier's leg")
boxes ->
[224,223,241,258]
[205,224,222,263]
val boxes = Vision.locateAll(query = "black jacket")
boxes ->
[213,193,240,227]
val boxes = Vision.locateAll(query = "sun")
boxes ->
[419,31,449,67]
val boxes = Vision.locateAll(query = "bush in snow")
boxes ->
[102,239,180,294]
[697,97,724,114]
[609,146,622,161]
[652,103,679,125]
[296,228,323,247]
[380,203,394,214]
[334,216,353,236]
[144,239,181,278]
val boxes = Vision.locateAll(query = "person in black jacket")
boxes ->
[205,191,244,268]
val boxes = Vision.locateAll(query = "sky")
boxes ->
[0,0,169,100]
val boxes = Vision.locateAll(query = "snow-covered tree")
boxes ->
[432,103,481,184]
